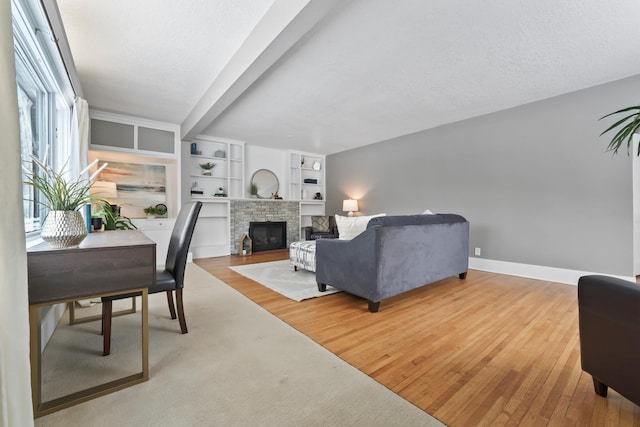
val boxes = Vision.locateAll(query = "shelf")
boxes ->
[191,154,227,162]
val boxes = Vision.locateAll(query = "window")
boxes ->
[12,0,75,234]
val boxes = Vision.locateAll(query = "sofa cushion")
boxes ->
[335,213,386,240]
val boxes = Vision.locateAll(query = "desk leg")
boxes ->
[31,288,150,418]
[142,288,149,381]
[29,306,41,415]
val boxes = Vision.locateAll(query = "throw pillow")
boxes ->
[422,209,434,215]
[311,216,330,233]
[335,213,386,240]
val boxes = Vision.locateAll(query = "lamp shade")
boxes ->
[342,199,358,213]
[91,181,117,199]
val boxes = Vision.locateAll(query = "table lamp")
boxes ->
[342,199,359,217]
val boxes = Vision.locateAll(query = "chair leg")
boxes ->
[166,290,177,319]
[102,300,113,356]
[175,288,188,334]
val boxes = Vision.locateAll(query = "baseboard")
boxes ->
[468,257,635,286]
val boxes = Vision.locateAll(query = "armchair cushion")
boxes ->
[311,216,331,233]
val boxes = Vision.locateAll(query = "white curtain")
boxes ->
[71,96,89,177]
[0,0,35,424]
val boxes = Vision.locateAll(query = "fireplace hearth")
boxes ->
[249,221,287,252]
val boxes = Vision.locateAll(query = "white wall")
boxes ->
[244,145,288,198]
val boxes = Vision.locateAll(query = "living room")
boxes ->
[3,0,640,426]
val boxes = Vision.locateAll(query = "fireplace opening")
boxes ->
[249,221,287,252]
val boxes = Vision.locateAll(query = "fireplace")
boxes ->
[249,221,287,252]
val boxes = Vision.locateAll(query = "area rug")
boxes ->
[229,259,342,301]
[35,263,444,427]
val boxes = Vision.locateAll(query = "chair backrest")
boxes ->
[165,201,202,288]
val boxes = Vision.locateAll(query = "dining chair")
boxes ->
[101,201,202,356]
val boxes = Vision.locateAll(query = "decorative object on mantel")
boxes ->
[214,149,226,158]
[214,187,227,197]
[314,192,323,200]
[251,169,279,199]
[273,191,283,200]
[250,181,259,198]
[23,156,108,248]
[199,162,216,176]
[239,233,252,255]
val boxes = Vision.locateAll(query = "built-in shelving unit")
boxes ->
[289,151,326,202]
[289,151,326,239]
[188,136,244,200]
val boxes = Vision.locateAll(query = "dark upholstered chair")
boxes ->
[303,215,338,240]
[101,201,202,356]
[578,275,640,406]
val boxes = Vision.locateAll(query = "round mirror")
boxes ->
[250,169,279,199]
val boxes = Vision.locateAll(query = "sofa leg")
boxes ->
[459,272,467,279]
[593,377,608,397]
[368,301,380,313]
[317,283,327,292]
[294,266,298,271]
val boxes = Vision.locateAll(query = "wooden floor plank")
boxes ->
[194,251,640,426]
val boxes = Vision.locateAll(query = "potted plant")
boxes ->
[23,156,107,248]
[199,162,216,176]
[249,182,258,198]
[96,201,136,230]
[143,205,158,218]
[600,106,640,155]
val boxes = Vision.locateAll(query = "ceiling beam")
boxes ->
[180,0,341,142]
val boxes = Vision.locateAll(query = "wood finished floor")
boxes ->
[195,250,640,426]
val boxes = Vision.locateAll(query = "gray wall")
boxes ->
[326,75,640,276]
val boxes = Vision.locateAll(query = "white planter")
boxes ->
[40,210,88,248]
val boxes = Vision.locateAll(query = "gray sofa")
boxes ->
[316,214,469,312]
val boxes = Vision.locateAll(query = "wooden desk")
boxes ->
[27,230,156,418]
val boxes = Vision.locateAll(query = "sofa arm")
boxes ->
[315,232,378,298]
[303,227,313,240]
[578,275,640,405]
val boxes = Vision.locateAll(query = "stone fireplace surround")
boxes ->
[230,200,299,254]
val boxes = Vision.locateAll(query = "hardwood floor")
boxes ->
[195,250,640,426]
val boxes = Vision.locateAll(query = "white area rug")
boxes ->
[36,263,443,427]
[229,260,341,301]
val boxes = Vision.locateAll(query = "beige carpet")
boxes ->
[35,263,444,427]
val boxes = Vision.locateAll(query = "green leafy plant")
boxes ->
[22,156,106,211]
[96,202,136,230]
[199,162,216,170]
[143,205,158,216]
[600,106,640,155]
[249,182,258,196]
[143,204,167,217]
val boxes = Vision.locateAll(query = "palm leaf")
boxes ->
[599,106,640,155]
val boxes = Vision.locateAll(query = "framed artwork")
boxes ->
[97,160,167,218]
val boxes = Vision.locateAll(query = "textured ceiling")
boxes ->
[57,0,274,122]
[58,0,640,155]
